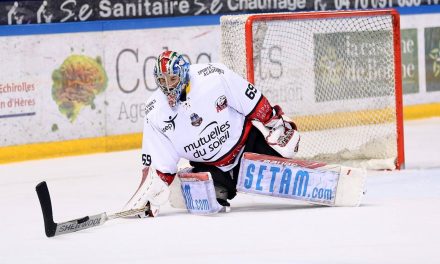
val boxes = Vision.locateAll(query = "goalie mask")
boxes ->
[154,51,189,108]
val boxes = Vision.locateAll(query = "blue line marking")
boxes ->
[0,112,36,119]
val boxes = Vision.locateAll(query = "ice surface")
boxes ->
[1,118,440,264]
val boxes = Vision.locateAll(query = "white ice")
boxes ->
[1,118,439,264]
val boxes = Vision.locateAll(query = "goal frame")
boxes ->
[242,9,405,169]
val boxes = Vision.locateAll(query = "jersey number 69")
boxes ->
[142,154,152,166]
[245,83,257,100]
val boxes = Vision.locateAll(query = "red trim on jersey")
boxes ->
[202,120,253,167]
[247,95,273,123]
[156,170,176,186]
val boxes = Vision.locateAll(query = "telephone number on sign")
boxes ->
[333,0,426,9]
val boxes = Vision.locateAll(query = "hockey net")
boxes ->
[220,9,404,170]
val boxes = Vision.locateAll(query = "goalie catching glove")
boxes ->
[252,105,300,159]
[122,166,171,218]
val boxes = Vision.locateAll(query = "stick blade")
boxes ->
[35,181,57,237]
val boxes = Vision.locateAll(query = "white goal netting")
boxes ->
[221,11,403,169]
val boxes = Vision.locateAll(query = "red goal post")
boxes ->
[221,9,404,170]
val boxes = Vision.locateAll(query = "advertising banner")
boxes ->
[314,30,394,102]
[425,26,440,92]
[0,0,439,26]
[0,32,107,146]
[0,25,220,148]
[401,28,419,94]
[400,12,440,105]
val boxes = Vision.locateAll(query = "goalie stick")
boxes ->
[35,181,148,238]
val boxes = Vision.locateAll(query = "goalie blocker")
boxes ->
[237,153,366,206]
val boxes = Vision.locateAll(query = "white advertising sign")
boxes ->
[102,26,220,135]
[0,25,220,147]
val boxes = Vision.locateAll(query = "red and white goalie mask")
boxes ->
[153,51,190,108]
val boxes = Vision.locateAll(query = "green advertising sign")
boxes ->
[425,27,440,92]
[401,29,419,94]
[313,30,394,102]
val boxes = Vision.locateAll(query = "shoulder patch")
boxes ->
[197,64,225,76]
[144,99,157,116]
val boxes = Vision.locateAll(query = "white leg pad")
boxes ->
[237,153,367,207]
[334,166,366,207]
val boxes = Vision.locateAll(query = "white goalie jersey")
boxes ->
[141,63,266,177]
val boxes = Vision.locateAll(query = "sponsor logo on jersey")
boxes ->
[162,113,178,133]
[197,64,225,76]
[215,95,228,112]
[144,99,156,116]
[190,113,203,127]
[184,121,230,160]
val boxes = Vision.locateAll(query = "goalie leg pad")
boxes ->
[237,153,366,207]
[177,169,225,215]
